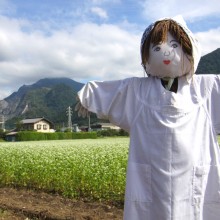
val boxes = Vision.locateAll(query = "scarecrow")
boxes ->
[76,16,220,220]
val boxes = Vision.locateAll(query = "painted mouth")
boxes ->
[163,60,171,65]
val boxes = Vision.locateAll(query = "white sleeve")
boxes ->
[77,78,140,132]
[206,75,220,134]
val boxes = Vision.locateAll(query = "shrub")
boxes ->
[16,131,97,141]
[97,129,129,137]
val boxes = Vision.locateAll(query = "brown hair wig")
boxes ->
[141,19,193,67]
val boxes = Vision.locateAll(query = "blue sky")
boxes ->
[0,0,220,99]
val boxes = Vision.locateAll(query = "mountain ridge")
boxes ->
[1,48,220,129]
[5,77,84,101]
[196,48,220,74]
[0,78,85,129]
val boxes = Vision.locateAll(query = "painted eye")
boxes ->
[172,43,178,48]
[154,46,160,52]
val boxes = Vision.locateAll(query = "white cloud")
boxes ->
[195,28,220,55]
[0,0,220,100]
[141,0,220,21]
[139,0,220,55]
[0,16,141,100]
[91,0,121,4]
[90,7,108,19]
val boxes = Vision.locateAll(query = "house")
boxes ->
[5,131,17,142]
[99,123,121,130]
[5,118,55,141]
[20,117,55,133]
[90,123,121,131]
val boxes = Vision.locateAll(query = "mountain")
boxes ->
[1,48,220,129]
[0,77,87,129]
[4,77,84,102]
[196,48,220,74]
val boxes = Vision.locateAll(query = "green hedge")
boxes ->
[97,129,129,137]
[16,131,97,141]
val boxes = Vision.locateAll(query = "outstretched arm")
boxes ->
[210,75,220,134]
[75,78,139,132]
[201,75,220,134]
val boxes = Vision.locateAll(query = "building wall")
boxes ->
[100,123,120,130]
[34,120,51,133]
[23,124,34,131]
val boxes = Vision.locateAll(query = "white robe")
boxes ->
[78,75,220,220]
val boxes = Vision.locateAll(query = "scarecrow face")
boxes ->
[146,32,192,78]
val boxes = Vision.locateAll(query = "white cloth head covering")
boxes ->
[140,15,201,78]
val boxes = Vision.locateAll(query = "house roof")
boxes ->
[97,123,119,127]
[91,122,120,129]
[21,118,43,124]
[6,131,18,136]
[21,118,54,126]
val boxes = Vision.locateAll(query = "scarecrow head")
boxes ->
[141,16,201,81]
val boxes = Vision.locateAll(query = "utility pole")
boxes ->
[88,114,91,131]
[66,106,73,132]
[0,115,5,131]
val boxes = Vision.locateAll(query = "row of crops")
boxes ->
[1,136,219,202]
[0,138,129,202]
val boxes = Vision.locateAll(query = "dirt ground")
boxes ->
[0,187,123,220]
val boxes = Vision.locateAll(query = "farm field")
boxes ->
[0,137,129,219]
[1,136,220,219]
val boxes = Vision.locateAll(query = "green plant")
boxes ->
[0,138,129,202]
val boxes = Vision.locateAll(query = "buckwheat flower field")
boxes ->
[0,137,129,202]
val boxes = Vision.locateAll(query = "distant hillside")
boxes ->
[4,77,84,102]
[1,48,220,129]
[0,78,92,129]
[196,48,220,74]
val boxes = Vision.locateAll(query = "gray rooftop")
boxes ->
[21,118,44,124]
